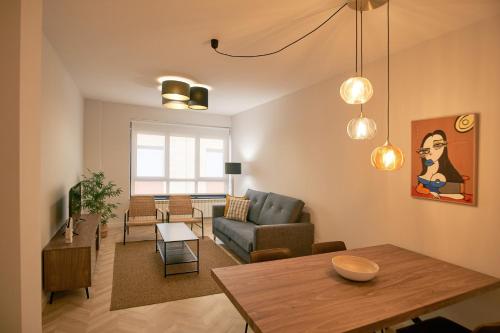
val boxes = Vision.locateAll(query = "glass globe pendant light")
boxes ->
[347,105,377,140]
[371,0,404,171]
[340,0,373,105]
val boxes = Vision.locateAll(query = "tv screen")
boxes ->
[69,182,82,219]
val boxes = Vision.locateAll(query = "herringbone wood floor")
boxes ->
[42,220,252,333]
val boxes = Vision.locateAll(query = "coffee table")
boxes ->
[155,223,199,277]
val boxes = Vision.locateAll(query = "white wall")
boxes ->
[40,36,84,247]
[0,0,43,331]
[231,16,500,327]
[84,100,231,220]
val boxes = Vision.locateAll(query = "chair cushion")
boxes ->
[256,193,304,225]
[168,216,202,223]
[213,217,256,251]
[245,189,269,223]
[127,217,160,226]
[397,317,471,333]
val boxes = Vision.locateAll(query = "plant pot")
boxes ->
[100,223,108,238]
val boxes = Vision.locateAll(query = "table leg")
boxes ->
[197,238,200,273]
[155,224,158,252]
[164,242,167,277]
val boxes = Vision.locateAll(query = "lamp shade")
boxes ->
[371,140,404,171]
[161,80,190,101]
[162,97,188,110]
[340,76,374,104]
[189,86,208,110]
[225,162,241,175]
[347,114,377,140]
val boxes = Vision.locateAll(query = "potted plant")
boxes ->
[81,170,122,238]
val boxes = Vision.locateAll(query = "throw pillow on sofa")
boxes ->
[224,194,246,215]
[225,197,250,222]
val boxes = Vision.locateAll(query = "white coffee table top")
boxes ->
[156,223,198,243]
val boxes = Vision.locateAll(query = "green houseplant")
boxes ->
[81,170,122,238]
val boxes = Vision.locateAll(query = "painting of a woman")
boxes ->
[411,114,476,205]
[415,130,464,200]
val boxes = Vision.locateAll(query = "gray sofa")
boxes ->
[212,189,314,263]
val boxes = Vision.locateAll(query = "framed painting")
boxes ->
[411,114,477,205]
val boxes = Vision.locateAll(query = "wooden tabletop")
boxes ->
[156,223,198,243]
[43,214,100,250]
[212,244,500,333]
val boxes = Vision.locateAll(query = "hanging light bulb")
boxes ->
[340,77,373,104]
[371,0,404,171]
[371,140,404,170]
[347,108,377,140]
[340,0,373,105]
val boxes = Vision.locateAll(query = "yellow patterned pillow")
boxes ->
[224,194,246,215]
[224,197,250,222]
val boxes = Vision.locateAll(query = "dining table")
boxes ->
[211,244,500,333]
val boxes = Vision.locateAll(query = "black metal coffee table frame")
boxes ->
[155,223,199,277]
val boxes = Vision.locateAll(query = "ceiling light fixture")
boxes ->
[158,78,210,110]
[371,0,404,171]
[161,80,190,101]
[340,0,373,105]
[188,86,208,110]
[345,0,377,140]
[347,106,377,140]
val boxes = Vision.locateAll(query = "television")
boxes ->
[69,182,82,220]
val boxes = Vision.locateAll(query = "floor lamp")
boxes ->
[225,162,241,196]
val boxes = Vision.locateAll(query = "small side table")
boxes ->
[155,223,199,277]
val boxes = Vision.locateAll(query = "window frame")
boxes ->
[130,122,229,196]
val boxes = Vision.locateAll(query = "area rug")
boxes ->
[110,239,237,310]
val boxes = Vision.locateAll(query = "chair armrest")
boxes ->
[254,223,314,257]
[192,207,203,218]
[156,209,164,222]
[212,204,225,218]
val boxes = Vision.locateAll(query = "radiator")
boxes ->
[155,198,225,218]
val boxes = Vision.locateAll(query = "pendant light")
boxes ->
[347,105,377,140]
[340,1,373,105]
[371,0,404,171]
[346,1,377,140]
[188,86,208,110]
[161,80,190,101]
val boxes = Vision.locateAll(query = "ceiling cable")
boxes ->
[210,2,349,58]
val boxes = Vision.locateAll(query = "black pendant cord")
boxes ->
[386,0,390,141]
[360,7,363,76]
[211,2,348,58]
[355,0,358,74]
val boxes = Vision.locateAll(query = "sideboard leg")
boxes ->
[85,287,90,299]
[49,292,54,304]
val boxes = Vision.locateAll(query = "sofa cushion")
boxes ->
[256,193,305,225]
[213,217,256,251]
[245,189,269,223]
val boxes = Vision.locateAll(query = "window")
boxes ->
[131,122,229,195]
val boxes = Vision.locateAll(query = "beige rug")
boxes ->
[111,239,237,310]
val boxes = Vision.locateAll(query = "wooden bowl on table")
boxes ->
[332,255,379,282]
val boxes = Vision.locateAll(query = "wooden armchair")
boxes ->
[166,195,204,238]
[123,196,164,244]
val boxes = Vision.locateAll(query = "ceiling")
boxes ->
[43,0,500,115]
